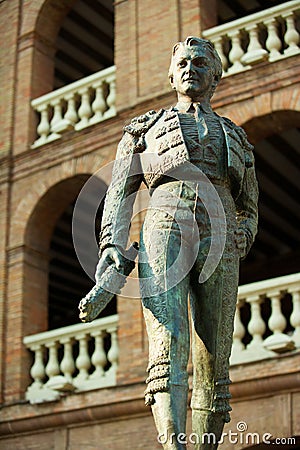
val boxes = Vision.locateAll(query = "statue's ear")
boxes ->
[169,76,175,89]
[211,75,220,94]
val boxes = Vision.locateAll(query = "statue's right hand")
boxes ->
[95,247,123,283]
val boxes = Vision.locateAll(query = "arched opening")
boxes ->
[27,0,115,146]
[240,111,300,285]
[48,174,116,330]
[31,0,114,95]
[25,174,115,333]
[54,0,114,89]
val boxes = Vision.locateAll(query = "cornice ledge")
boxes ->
[0,395,148,437]
[230,370,300,401]
[0,371,299,437]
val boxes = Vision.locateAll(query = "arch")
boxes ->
[243,109,300,145]
[20,0,115,93]
[21,0,75,46]
[15,0,76,153]
[45,175,109,329]
[25,174,90,254]
[235,108,300,285]
[8,167,109,395]
[8,152,108,338]
[217,84,300,134]
[11,153,106,251]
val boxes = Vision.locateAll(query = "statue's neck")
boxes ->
[176,93,211,110]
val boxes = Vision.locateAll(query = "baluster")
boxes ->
[45,341,60,381]
[62,93,78,130]
[268,291,286,335]
[232,301,246,354]
[212,36,228,73]
[228,30,246,74]
[30,344,46,387]
[105,79,116,117]
[247,295,266,350]
[264,291,295,352]
[283,12,300,57]
[35,105,50,146]
[265,18,282,61]
[75,333,91,381]
[49,99,63,137]
[90,82,107,124]
[107,327,119,371]
[60,337,75,382]
[76,87,92,130]
[90,330,107,378]
[290,289,300,347]
[242,24,268,65]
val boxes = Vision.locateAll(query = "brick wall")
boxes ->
[115,0,212,112]
[0,387,299,449]
[0,0,20,405]
[0,0,300,446]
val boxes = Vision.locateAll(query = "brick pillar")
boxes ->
[13,34,56,155]
[4,245,48,402]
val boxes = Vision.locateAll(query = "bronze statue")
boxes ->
[79,36,258,449]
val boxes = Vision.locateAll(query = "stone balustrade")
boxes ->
[231,273,300,365]
[23,273,300,403]
[29,2,300,148]
[203,0,300,77]
[31,65,116,148]
[23,314,118,404]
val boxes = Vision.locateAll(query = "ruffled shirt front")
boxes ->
[173,102,226,183]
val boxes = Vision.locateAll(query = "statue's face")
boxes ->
[170,45,214,100]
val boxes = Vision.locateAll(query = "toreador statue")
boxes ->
[79,36,258,449]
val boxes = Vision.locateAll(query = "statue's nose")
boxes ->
[186,61,195,73]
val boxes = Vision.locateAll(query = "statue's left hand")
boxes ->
[95,242,139,284]
[95,246,123,283]
[234,228,247,258]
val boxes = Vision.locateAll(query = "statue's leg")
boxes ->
[190,242,239,449]
[142,279,190,450]
[139,212,191,449]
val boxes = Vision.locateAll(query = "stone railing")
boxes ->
[203,0,300,77]
[230,273,300,365]
[23,314,118,404]
[31,65,116,148]
[23,273,300,403]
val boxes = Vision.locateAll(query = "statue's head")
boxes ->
[168,36,222,101]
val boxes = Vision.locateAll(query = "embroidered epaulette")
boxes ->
[221,116,254,152]
[124,109,164,136]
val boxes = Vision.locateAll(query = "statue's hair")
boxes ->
[168,36,223,97]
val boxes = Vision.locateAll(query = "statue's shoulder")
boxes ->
[218,115,254,152]
[124,109,165,136]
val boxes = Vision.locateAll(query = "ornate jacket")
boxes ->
[99,108,258,257]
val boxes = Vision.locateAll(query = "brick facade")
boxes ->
[0,0,299,448]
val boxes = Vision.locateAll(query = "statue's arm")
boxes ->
[80,132,142,322]
[235,148,259,258]
[98,131,143,258]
